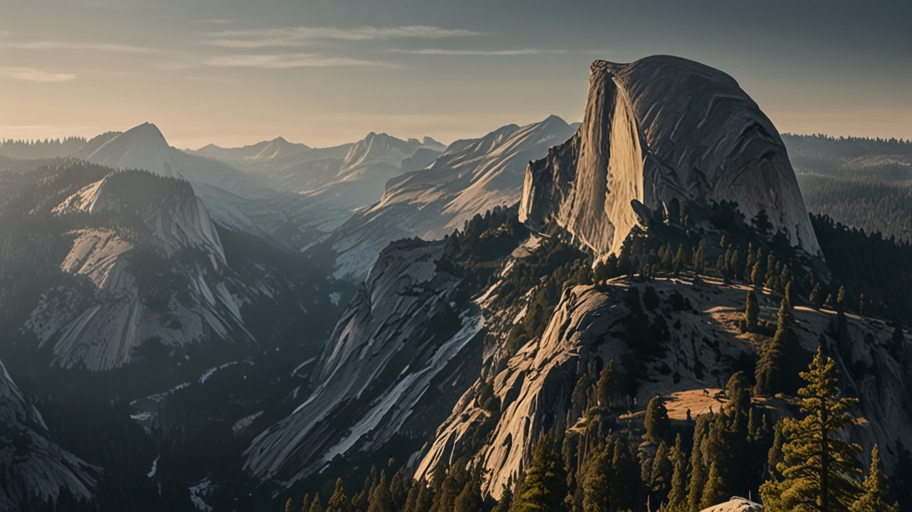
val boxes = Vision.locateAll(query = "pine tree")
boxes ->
[661,245,673,271]
[310,494,324,512]
[754,294,802,396]
[673,245,687,277]
[596,359,616,408]
[430,460,469,512]
[767,421,785,480]
[287,498,295,512]
[751,261,764,288]
[760,346,864,512]
[515,436,568,512]
[849,445,899,512]
[693,244,706,275]
[810,282,823,307]
[744,291,759,332]
[644,395,671,444]
[582,441,613,512]
[611,437,643,512]
[667,434,688,512]
[453,479,484,512]
[414,481,433,512]
[687,416,710,512]
[403,478,425,512]
[367,472,393,512]
[492,486,513,512]
[390,471,407,510]
[700,461,727,509]
[651,440,674,498]
[302,494,312,512]
[325,479,349,512]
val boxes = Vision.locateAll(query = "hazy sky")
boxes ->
[1,0,909,149]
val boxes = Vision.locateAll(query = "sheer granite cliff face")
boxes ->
[520,56,820,257]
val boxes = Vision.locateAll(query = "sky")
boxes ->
[0,0,910,149]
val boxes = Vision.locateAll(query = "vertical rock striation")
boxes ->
[520,56,820,257]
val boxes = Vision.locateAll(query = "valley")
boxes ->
[0,54,909,512]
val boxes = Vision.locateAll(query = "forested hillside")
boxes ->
[784,134,912,243]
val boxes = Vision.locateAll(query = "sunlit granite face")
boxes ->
[521,56,820,258]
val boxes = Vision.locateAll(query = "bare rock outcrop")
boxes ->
[520,56,820,258]
[244,238,484,487]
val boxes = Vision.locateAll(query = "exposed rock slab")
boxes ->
[244,238,483,487]
[418,277,911,498]
[327,116,577,280]
[25,170,246,370]
[701,497,764,512]
[520,56,820,258]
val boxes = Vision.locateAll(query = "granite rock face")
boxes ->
[25,170,245,370]
[0,358,98,509]
[520,56,820,257]
[244,239,484,487]
[328,116,576,280]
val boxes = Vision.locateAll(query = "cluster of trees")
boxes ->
[285,346,900,512]
[283,462,487,512]
[0,136,88,159]
[751,285,811,397]
[812,214,912,322]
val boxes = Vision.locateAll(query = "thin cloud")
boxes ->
[204,53,394,69]
[203,25,483,48]
[392,48,561,56]
[0,67,76,82]
[6,41,155,53]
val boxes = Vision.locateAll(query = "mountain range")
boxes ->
[0,55,910,512]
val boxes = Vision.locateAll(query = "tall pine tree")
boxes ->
[849,445,899,512]
[760,346,863,512]
[754,293,804,396]
[515,436,568,512]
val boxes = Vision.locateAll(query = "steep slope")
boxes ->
[26,169,243,370]
[520,56,820,258]
[289,133,444,227]
[0,161,348,373]
[326,116,577,279]
[417,271,912,497]
[399,147,443,175]
[0,358,97,509]
[244,238,484,487]
[53,170,225,263]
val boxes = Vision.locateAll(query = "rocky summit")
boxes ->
[520,56,820,259]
